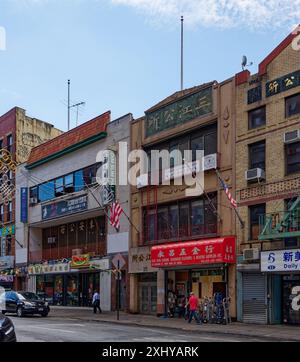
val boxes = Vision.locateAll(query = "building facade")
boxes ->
[0,107,62,290]
[15,112,132,311]
[129,81,237,318]
[235,30,300,325]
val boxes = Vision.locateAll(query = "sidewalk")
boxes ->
[49,306,300,341]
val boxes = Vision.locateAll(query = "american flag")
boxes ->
[219,178,238,209]
[109,200,123,231]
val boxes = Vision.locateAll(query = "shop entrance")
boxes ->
[78,273,100,307]
[283,275,300,325]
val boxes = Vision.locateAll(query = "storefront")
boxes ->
[151,237,236,316]
[0,275,14,290]
[260,249,300,325]
[28,256,110,308]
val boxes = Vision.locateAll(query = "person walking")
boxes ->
[92,290,102,314]
[187,292,201,324]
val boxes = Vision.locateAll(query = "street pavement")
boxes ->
[9,315,270,342]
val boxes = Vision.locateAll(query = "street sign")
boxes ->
[112,253,126,270]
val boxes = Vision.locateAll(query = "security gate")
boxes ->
[242,273,267,324]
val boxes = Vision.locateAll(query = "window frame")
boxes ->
[249,203,266,241]
[248,106,266,130]
[248,140,266,171]
[285,92,300,118]
[286,141,300,175]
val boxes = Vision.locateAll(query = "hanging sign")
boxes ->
[261,249,300,272]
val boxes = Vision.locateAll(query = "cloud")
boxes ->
[110,0,300,29]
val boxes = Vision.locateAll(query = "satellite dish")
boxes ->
[241,55,253,70]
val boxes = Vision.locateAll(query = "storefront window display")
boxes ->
[67,274,78,306]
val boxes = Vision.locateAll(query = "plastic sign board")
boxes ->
[261,249,300,272]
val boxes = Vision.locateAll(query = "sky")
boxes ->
[0,0,299,131]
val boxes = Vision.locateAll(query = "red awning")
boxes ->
[151,237,236,268]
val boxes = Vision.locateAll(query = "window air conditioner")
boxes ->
[243,248,260,261]
[284,129,300,144]
[30,197,38,205]
[245,168,265,181]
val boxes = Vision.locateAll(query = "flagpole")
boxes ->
[215,169,245,228]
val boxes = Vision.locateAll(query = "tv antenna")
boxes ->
[242,55,253,70]
[70,101,86,127]
[67,79,85,129]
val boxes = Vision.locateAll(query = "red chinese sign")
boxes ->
[151,237,236,268]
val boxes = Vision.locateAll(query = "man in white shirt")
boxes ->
[92,290,102,314]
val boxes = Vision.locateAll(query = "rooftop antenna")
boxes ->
[242,55,253,70]
[67,79,70,131]
[70,101,86,127]
[181,15,184,91]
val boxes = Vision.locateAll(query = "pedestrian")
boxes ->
[187,292,201,324]
[92,289,102,314]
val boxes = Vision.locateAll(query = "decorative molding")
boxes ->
[237,176,300,202]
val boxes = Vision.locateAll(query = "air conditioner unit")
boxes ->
[29,197,38,205]
[203,153,218,171]
[136,174,148,189]
[284,129,300,144]
[72,249,82,256]
[245,168,265,181]
[243,248,260,261]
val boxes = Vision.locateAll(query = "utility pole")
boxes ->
[181,16,184,91]
[67,79,70,131]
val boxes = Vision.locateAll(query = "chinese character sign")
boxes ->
[261,249,300,272]
[151,237,236,268]
[266,70,300,97]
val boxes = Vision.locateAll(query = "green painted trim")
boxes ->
[259,231,300,240]
[26,132,107,170]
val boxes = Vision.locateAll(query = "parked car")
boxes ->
[0,315,16,342]
[0,291,50,317]
[36,292,53,305]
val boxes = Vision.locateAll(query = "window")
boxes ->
[286,93,300,117]
[248,106,266,129]
[191,200,204,236]
[179,202,189,237]
[6,236,12,255]
[249,204,265,240]
[7,201,12,222]
[39,181,55,202]
[0,139,2,149]
[55,178,64,197]
[249,141,265,170]
[64,174,74,193]
[7,134,13,154]
[168,205,179,238]
[74,170,84,192]
[30,187,39,201]
[191,136,204,162]
[143,195,217,242]
[286,141,300,174]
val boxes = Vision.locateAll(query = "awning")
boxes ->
[151,237,236,268]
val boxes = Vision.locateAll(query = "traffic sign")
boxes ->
[112,253,126,270]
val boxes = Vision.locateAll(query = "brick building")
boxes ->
[16,111,132,310]
[0,107,62,289]
[235,29,300,325]
[129,80,237,318]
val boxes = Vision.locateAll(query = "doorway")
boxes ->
[139,282,157,314]
[78,273,100,307]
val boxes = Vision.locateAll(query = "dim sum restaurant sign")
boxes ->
[151,237,236,268]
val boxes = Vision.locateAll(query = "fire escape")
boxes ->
[259,196,300,240]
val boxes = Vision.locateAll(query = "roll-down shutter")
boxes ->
[243,273,267,324]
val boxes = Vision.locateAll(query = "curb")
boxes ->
[48,314,298,342]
